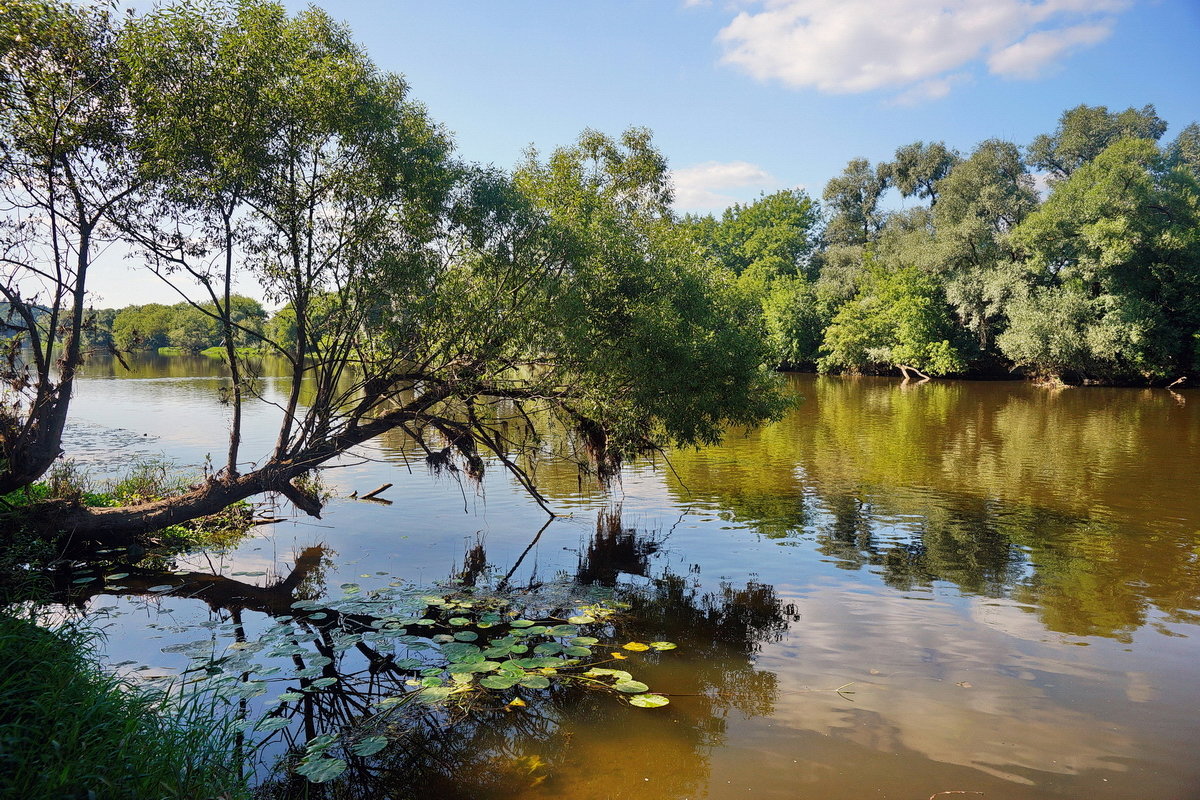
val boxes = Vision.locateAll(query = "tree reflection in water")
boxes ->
[45,508,797,799]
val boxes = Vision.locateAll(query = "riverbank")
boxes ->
[0,610,247,799]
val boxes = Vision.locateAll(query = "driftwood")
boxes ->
[1167,376,1187,390]
[360,483,393,500]
[897,364,931,382]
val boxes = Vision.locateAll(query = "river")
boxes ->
[57,355,1200,799]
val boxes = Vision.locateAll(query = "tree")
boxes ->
[1166,122,1200,178]
[1027,103,1168,180]
[681,189,822,368]
[1001,138,1200,380]
[818,260,967,377]
[0,0,142,493]
[0,2,785,546]
[884,141,960,207]
[111,303,172,351]
[702,189,819,280]
[821,158,888,247]
[929,139,1038,356]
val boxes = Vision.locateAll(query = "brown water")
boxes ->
[61,359,1200,799]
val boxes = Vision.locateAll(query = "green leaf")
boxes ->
[629,693,670,708]
[650,641,677,650]
[546,624,579,637]
[418,686,456,703]
[570,636,599,646]
[449,617,471,626]
[351,736,389,757]
[453,631,478,641]
[480,675,519,690]
[562,646,592,657]
[255,716,292,732]
[509,619,535,628]
[296,757,346,784]
[518,675,550,689]
[622,642,650,651]
[568,615,595,625]
[614,680,650,693]
[147,585,174,593]
[310,677,337,689]
[533,642,562,655]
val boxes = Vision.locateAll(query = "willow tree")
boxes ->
[0,0,785,545]
[0,1,140,494]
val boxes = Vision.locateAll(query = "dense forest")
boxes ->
[21,103,1200,383]
[685,104,1200,384]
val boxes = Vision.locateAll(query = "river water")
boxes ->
[60,356,1200,799]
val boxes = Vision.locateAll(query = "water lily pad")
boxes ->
[480,675,519,690]
[629,693,670,708]
[351,736,388,757]
[613,680,650,693]
[519,675,550,689]
[567,615,595,625]
[255,716,292,732]
[296,757,346,784]
[622,642,650,651]
[650,641,677,650]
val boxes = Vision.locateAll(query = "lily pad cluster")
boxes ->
[159,581,675,784]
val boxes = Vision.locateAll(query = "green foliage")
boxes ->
[883,140,960,206]
[927,138,1039,357]
[762,275,826,368]
[819,260,967,376]
[1167,122,1200,178]
[0,611,247,799]
[1027,103,1168,179]
[822,157,888,247]
[514,129,788,457]
[102,297,267,354]
[693,189,820,279]
[1005,138,1200,379]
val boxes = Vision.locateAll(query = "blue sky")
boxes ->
[99,0,1200,304]
[305,0,1199,212]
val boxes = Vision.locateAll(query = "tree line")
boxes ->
[684,104,1200,384]
[76,297,268,354]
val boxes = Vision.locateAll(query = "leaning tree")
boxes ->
[0,0,785,547]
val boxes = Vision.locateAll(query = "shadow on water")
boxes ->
[41,508,798,800]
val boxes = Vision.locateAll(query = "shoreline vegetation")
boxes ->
[0,609,248,800]
[6,99,1198,389]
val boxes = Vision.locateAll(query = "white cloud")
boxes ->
[671,160,776,212]
[987,21,1112,78]
[716,0,1129,101]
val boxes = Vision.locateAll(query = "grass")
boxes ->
[0,610,248,799]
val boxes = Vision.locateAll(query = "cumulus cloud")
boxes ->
[671,160,777,212]
[987,21,1113,78]
[716,0,1129,100]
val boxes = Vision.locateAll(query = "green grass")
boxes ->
[0,611,248,799]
